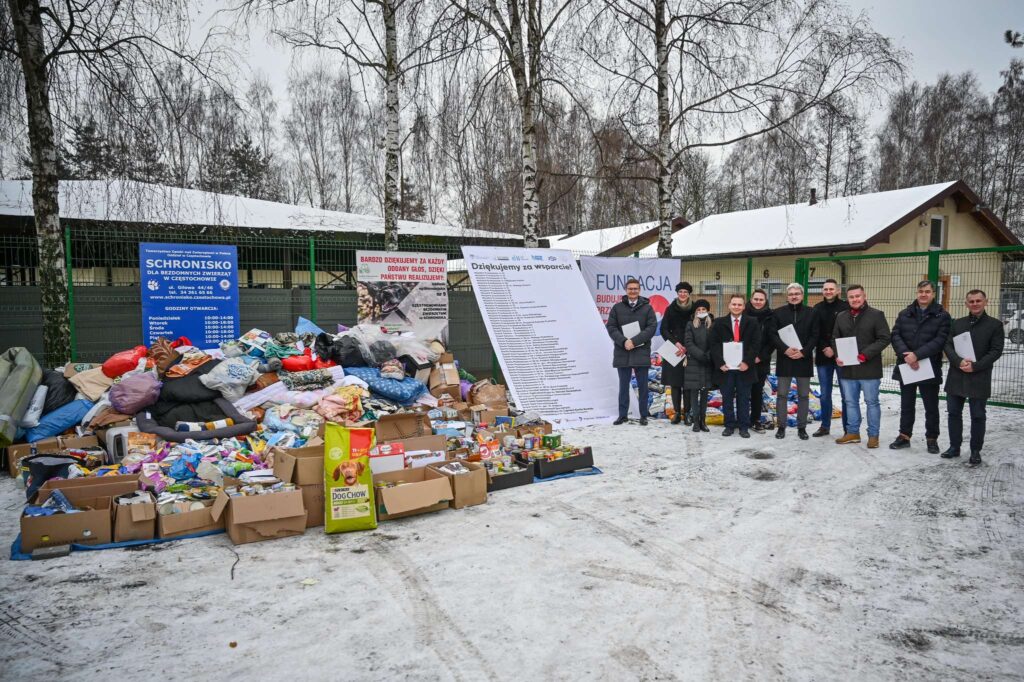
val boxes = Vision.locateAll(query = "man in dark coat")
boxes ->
[889,280,952,453]
[660,282,695,424]
[606,278,658,425]
[745,289,775,433]
[941,289,1005,466]
[833,285,891,449]
[769,283,820,440]
[811,279,850,437]
[710,293,761,438]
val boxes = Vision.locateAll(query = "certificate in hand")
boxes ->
[621,321,641,339]
[953,331,976,362]
[778,323,802,349]
[723,341,743,370]
[656,339,683,367]
[836,337,860,366]
[898,361,935,384]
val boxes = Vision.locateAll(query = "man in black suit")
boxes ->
[711,293,761,438]
[941,289,1005,466]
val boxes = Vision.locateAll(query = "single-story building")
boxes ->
[627,181,1021,320]
[548,217,688,257]
[0,179,523,288]
[0,179,521,372]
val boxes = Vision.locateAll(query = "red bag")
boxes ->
[102,346,148,379]
[281,349,314,372]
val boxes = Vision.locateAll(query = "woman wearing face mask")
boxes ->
[683,300,715,432]
[745,289,775,432]
[660,282,695,424]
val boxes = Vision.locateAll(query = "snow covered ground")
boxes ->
[1,393,1022,681]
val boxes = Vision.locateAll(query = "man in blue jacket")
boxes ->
[606,278,658,425]
[889,280,951,453]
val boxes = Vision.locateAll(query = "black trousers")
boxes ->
[898,382,941,439]
[670,386,692,418]
[688,388,708,421]
[947,394,987,452]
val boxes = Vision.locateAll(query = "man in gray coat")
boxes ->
[941,289,1005,466]
[606,278,658,425]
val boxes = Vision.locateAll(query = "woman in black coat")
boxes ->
[889,281,951,452]
[745,290,775,432]
[660,282,695,424]
[683,299,714,432]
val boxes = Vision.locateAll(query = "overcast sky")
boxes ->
[210,0,1022,132]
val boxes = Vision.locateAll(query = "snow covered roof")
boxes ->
[637,181,1018,258]
[551,221,666,256]
[0,179,522,241]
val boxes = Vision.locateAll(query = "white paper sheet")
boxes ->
[836,337,861,366]
[621,321,641,339]
[723,341,743,370]
[898,361,935,384]
[953,331,976,362]
[656,339,683,367]
[778,323,802,349]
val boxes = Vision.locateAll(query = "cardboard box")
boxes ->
[429,461,488,509]
[372,467,453,521]
[273,445,324,485]
[400,435,448,469]
[7,435,104,477]
[521,447,595,479]
[429,353,461,401]
[467,405,509,426]
[158,498,225,539]
[369,442,405,474]
[515,421,554,438]
[212,489,307,545]
[37,473,141,503]
[113,492,157,542]
[399,353,433,384]
[300,483,324,528]
[375,413,432,444]
[487,465,534,492]
[22,490,113,552]
[469,382,508,409]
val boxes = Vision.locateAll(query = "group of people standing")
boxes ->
[607,277,1004,466]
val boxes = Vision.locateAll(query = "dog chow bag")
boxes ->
[324,424,377,533]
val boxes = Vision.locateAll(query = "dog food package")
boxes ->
[324,424,377,533]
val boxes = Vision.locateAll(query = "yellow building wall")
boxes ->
[674,203,1006,358]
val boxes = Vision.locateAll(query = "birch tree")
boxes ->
[581,0,901,256]
[1,1,219,364]
[245,0,460,251]
[447,0,579,247]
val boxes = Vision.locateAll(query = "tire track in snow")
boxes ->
[369,538,497,682]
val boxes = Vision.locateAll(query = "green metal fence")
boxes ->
[796,246,1024,408]
[0,224,496,375]
[2,228,1022,407]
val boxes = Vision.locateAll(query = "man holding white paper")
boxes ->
[832,285,891,448]
[889,280,951,453]
[768,283,820,440]
[941,289,1004,466]
[606,278,658,426]
[711,294,761,438]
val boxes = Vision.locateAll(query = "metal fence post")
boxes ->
[927,250,940,283]
[794,258,809,291]
[64,224,77,362]
[745,257,753,297]
[308,237,318,324]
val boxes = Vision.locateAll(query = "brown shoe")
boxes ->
[867,436,880,449]
[835,433,861,444]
